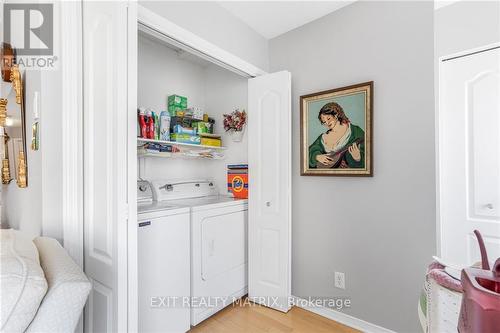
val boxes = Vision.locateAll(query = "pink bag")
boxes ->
[458,230,500,333]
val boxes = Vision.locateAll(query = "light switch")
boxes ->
[33,91,40,120]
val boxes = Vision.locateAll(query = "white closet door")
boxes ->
[248,71,292,312]
[439,46,500,267]
[83,1,129,332]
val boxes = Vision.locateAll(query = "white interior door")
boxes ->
[83,1,129,332]
[439,46,500,267]
[248,71,292,312]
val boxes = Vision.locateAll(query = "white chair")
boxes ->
[1,230,91,333]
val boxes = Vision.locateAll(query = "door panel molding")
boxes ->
[257,91,281,216]
[465,70,500,221]
[88,279,114,333]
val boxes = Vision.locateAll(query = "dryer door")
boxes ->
[200,209,247,281]
[191,204,248,325]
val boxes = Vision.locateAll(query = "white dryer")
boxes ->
[151,180,248,326]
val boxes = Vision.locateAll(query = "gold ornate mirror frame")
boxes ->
[11,65,27,188]
[0,99,11,184]
[1,64,27,187]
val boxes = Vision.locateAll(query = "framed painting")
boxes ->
[300,81,373,176]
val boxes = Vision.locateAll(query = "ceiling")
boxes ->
[217,1,355,39]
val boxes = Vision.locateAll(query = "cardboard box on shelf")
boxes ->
[170,133,201,145]
[167,105,185,116]
[170,116,193,128]
[193,122,211,134]
[167,94,187,108]
[200,137,221,147]
[172,125,197,135]
[188,107,204,120]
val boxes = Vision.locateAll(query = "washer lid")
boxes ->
[167,195,247,210]
[137,201,187,214]
[151,179,218,201]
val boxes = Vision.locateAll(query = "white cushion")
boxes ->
[0,229,48,333]
[26,237,91,333]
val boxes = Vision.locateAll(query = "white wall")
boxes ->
[1,71,43,239]
[139,1,269,71]
[138,34,208,182]
[138,34,248,192]
[39,69,63,242]
[0,0,63,241]
[269,2,435,332]
[39,0,63,241]
[204,65,248,193]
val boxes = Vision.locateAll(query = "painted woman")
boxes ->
[308,102,365,169]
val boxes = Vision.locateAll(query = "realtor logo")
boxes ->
[3,4,53,56]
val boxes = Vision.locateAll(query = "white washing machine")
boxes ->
[149,179,248,326]
[137,180,191,333]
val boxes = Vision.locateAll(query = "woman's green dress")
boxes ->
[309,124,365,168]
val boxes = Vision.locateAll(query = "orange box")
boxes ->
[227,173,248,199]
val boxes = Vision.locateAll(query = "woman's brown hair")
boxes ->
[318,102,349,125]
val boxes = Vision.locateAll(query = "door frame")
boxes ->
[61,0,83,268]
[127,2,138,331]
[436,41,500,257]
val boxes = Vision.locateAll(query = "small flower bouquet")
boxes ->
[223,108,246,132]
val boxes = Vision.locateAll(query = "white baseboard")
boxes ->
[291,296,395,333]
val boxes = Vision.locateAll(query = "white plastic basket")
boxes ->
[425,277,463,333]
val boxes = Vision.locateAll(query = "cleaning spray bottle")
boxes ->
[138,107,147,138]
[146,109,155,139]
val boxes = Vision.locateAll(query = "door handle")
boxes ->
[265,201,271,207]
[484,203,494,210]
[209,239,215,256]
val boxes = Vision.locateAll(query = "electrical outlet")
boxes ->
[334,272,345,289]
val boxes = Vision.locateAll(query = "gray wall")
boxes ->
[435,1,500,58]
[269,2,435,332]
[139,1,269,71]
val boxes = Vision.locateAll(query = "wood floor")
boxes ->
[189,301,360,333]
